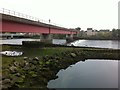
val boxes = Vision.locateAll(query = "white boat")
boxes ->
[0,51,23,56]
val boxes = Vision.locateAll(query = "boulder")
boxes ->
[33,57,39,61]
[24,61,29,66]
[2,79,11,84]
[23,57,28,60]
[16,73,21,77]
[9,66,17,73]
[13,61,19,67]
[70,53,76,58]
[0,80,2,85]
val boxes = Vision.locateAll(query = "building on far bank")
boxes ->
[99,29,110,34]
[86,28,98,36]
[86,28,93,36]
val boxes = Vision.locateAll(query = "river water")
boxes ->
[0,38,66,45]
[70,40,119,49]
[47,59,118,88]
[0,39,119,49]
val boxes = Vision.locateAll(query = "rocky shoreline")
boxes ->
[1,47,120,89]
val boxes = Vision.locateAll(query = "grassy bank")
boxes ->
[1,44,120,89]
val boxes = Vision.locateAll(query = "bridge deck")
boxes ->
[0,13,78,34]
[1,13,71,31]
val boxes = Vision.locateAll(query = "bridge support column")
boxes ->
[66,34,74,43]
[66,34,73,40]
[11,34,13,39]
[40,34,52,43]
[66,34,69,38]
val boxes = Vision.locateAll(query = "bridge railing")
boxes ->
[0,8,65,28]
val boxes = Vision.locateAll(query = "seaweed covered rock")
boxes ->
[70,53,76,58]
[2,79,12,89]
[13,61,19,67]
[9,66,17,73]
[33,57,39,61]
[23,57,28,60]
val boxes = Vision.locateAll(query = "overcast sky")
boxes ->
[0,0,119,30]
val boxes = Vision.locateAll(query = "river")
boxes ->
[0,39,119,49]
[47,59,118,88]
[70,39,119,49]
[0,38,66,45]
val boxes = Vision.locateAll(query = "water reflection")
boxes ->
[47,59,118,88]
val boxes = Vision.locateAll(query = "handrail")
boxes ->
[0,8,64,28]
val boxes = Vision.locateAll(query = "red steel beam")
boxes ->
[1,20,76,34]
[0,13,78,35]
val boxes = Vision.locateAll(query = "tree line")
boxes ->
[76,28,120,40]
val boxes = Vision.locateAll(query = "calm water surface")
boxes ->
[0,38,66,45]
[47,59,118,88]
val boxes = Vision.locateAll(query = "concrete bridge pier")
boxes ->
[40,34,52,43]
[66,34,74,43]
[6,34,13,39]
[66,34,73,40]
[66,34,69,38]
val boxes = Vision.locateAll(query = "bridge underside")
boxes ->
[1,20,77,35]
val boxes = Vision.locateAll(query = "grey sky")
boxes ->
[0,0,119,30]
[118,1,120,29]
